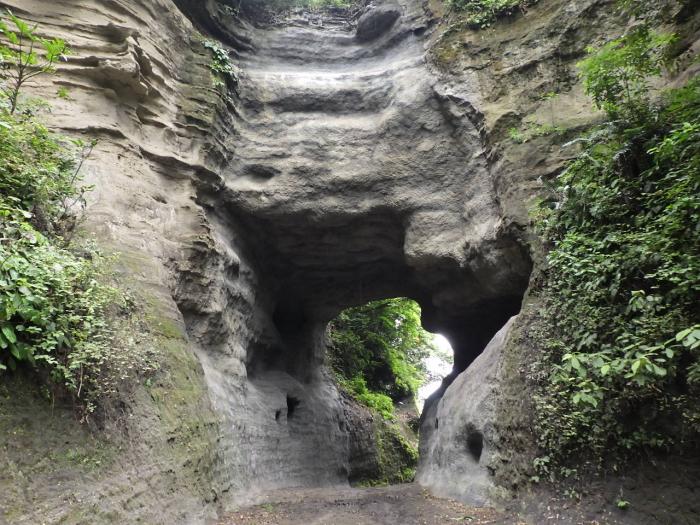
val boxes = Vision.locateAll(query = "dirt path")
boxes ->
[219,483,523,525]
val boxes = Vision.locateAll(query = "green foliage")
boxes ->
[532,51,700,478]
[202,40,238,90]
[577,27,674,118]
[329,298,435,416]
[508,127,525,143]
[203,40,236,78]
[446,0,538,29]
[356,422,418,486]
[0,100,151,418]
[0,109,91,233]
[616,498,630,510]
[0,10,69,114]
[328,298,424,484]
[338,376,395,419]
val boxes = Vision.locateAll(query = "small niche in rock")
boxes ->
[243,163,281,182]
[275,409,281,422]
[435,418,439,429]
[286,395,300,419]
[465,425,484,462]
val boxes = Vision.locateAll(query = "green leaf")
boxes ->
[676,327,692,341]
[1,325,17,344]
[9,11,35,38]
[631,360,641,374]
[9,343,21,359]
[652,365,667,377]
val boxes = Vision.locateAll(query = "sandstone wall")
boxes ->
[0,0,532,522]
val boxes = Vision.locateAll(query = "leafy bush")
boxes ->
[2,208,122,385]
[0,107,154,419]
[0,107,91,234]
[531,21,700,477]
[0,9,68,114]
[446,0,538,29]
[328,298,434,414]
[0,14,153,419]
[577,27,674,118]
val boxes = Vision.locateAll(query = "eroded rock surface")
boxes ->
[14,0,676,520]
[182,0,532,504]
[418,317,516,505]
[3,0,698,521]
[0,0,533,521]
[356,3,402,41]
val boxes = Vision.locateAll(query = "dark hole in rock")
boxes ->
[287,395,300,418]
[273,301,306,335]
[243,163,281,181]
[465,426,483,462]
[435,418,439,429]
[275,409,281,421]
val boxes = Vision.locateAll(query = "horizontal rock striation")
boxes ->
[1,0,537,522]
[181,0,532,504]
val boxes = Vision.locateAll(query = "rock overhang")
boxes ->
[188,0,534,372]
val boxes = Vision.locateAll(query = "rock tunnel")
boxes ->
[4,0,698,521]
[0,0,533,513]
[169,0,533,501]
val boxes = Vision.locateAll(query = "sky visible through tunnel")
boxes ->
[418,334,453,411]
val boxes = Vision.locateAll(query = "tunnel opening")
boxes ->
[325,289,526,486]
[286,395,301,418]
[325,294,525,421]
[326,297,452,411]
[327,297,457,484]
